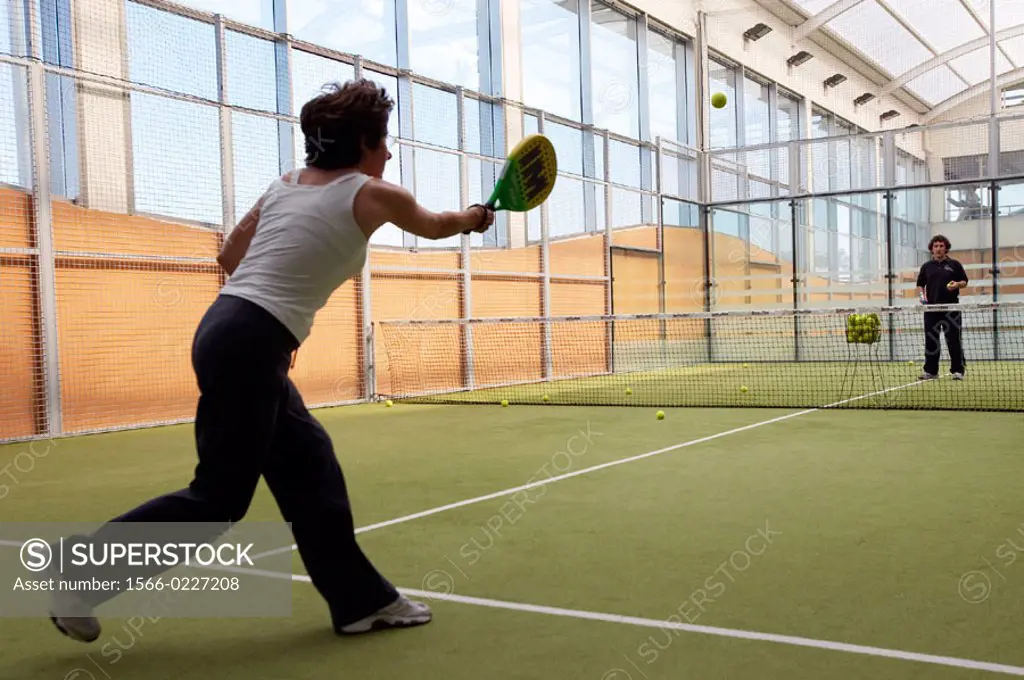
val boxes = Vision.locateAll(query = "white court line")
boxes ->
[3,539,1021,675]
[250,379,927,561]
[392,587,1024,677]
[195,565,1024,677]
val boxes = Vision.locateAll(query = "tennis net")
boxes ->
[376,301,1024,412]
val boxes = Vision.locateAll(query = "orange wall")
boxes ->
[0,259,39,437]
[0,190,33,249]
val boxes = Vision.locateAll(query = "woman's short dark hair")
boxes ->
[929,234,951,251]
[299,79,393,170]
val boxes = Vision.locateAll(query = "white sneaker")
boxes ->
[49,598,101,643]
[47,564,101,642]
[951,372,964,380]
[337,595,432,635]
[919,372,937,380]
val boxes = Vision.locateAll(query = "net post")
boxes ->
[789,198,800,361]
[603,129,615,375]
[354,56,376,398]
[700,202,713,362]
[991,178,1000,361]
[538,111,552,381]
[884,189,896,362]
[25,52,63,436]
[457,86,475,390]
[655,137,667,363]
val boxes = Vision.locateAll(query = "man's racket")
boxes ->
[465,134,558,233]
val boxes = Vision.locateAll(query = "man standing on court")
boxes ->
[916,234,968,380]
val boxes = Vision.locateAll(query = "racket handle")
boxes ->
[461,203,494,235]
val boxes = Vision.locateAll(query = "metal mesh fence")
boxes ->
[3,0,1024,442]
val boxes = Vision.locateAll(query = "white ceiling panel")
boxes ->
[1000,35,1024,66]
[906,65,969,104]
[964,0,1024,31]
[791,0,843,15]
[826,0,934,76]
[886,0,984,52]
[949,45,1014,84]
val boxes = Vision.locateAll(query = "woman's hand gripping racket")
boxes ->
[465,134,558,234]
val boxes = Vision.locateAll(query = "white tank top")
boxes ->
[220,170,371,343]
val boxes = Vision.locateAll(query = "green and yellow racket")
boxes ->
[464,134,558,233]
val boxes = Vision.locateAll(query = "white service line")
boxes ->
[393,587,1024,676]
[249,379,927,561]
[218,567,1024,677]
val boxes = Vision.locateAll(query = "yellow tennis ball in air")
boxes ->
[501,399,509,407]
[712,92,728,109]
[542,395,550,403]
[907,360,915,366]
[743,363,749,368]
[625,387,633,395]
[656,410,665,420]
[740,386,748,393]
[385,399,393,407]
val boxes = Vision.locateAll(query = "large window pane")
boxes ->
[647,31,681,143]
[548,176,587,238]
[412,149,461,248]
[708,60,736,149]
[125,2,217,100]
[413,84,458,150]
[291,50,356,113]
[0,64,29,188]
[590,2,638,138]
[743,75,770,146]
[777,92,800,188]
[409,0,480,90]
[288,0,398,67]
[371,146,405,246]
[520,0,582,121]
[811,108,830,138]
[545,121,584,175]
[0,1,18,56]
[777,92,801,142]
[608,139,640,188]
[131,94,221,224]
[232,112,280,220]
[227,31,277,112]
[169,0,274,29]
[611,187,641,229]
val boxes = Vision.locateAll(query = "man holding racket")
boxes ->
[916,234,968,380]
[49,79,493,642]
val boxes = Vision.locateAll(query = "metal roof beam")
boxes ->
[923,66,1024,121]
[878,23,1024,98]
[793,0,867,42]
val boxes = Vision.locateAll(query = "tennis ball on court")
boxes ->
[743,363,749,368]
[740,386,748,393]
[385,399,393,407]
[908,360,915,365]
[625,387,633,395]
[711,92,727,109]
[501,399,509,407]
[542,394,550,402]
[656,410,665,420]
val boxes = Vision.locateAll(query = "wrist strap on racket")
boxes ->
[468,203,489,230]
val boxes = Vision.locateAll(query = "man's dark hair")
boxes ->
[299,79,394,170]
[929,234,952,251]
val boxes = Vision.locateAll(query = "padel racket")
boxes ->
[464,134,558,233]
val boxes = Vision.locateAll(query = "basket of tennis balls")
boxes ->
[845,312,881,344]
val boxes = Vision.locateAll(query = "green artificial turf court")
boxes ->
[397,360,1024,411]
[1,399,1023,680]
